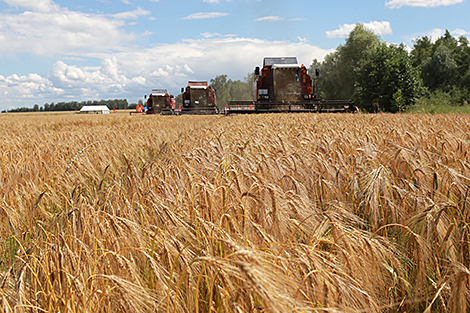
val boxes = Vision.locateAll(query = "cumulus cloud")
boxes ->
[0,6,144,56]
[385,0,463,8]
[0,0,333,109]
[115,36,332,84]
[452,28,469,36]
[182,12,229,20]
[424,28,469,41]
[0,36,333,108]
[326,21,393,38]
[3,0,59,13]
[0,73,64,103]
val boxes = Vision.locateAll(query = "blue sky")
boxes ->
[0,0,469,110]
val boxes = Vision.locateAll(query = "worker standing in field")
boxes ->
[373,102,379,113]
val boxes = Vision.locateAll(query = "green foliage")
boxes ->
[355,43,424,112]
[210,75,231,106]
[410,36,433,69]
[210,73,253,107]
[308,59,325,98]
[392,89,405,112]
[320,24,380,101]
[422,44,458,91]
[313,25,470,113]
[407,88,470,113]
[416,30,470,102]
[175,93,183,107]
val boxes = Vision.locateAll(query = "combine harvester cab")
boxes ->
[146,89,175,114]
[179,81,218,114]
[228,57,355,114]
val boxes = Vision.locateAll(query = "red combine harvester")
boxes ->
[228,57,356,114]
[145,89,175,114]
[174,81,218,115]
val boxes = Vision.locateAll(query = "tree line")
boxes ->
[310,24,470,112]
[2,99,134,113]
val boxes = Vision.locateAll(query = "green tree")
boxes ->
[210,75,231,106]
[411,30,470,105]
[210,74,253,107]
[321,23,380,101]
[457,36,470,79]
[175,93,183,107]
[229,80,250,101]
[422,44,458,92]
[356,43,424,112]
[308,59,323,98]
[410,36,433,69]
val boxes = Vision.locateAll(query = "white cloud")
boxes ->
[424,28,469,42]
[385,0,463,8]
[203,0,220,3]
[184,64,195,74]
[0,37,333,108]
[112,8,151,20]
[255,16,283,22]
[0,6,145,56]
[201,32,238,38]
[3,0,59,13]
[326,24,355,38]
[452,28,469,36]
[0,73,64,102]
[114,37,332,84]
[182,12,229,20]
[255,16,302,22]
[428,28,446,41]
[326,21,393,38]
[202,32,221,38]
[0,0,333,109]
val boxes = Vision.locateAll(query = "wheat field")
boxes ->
[0,112,469,312]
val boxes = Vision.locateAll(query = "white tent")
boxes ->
[79,105,110,114]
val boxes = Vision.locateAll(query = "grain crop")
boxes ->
[0,113,469,312]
